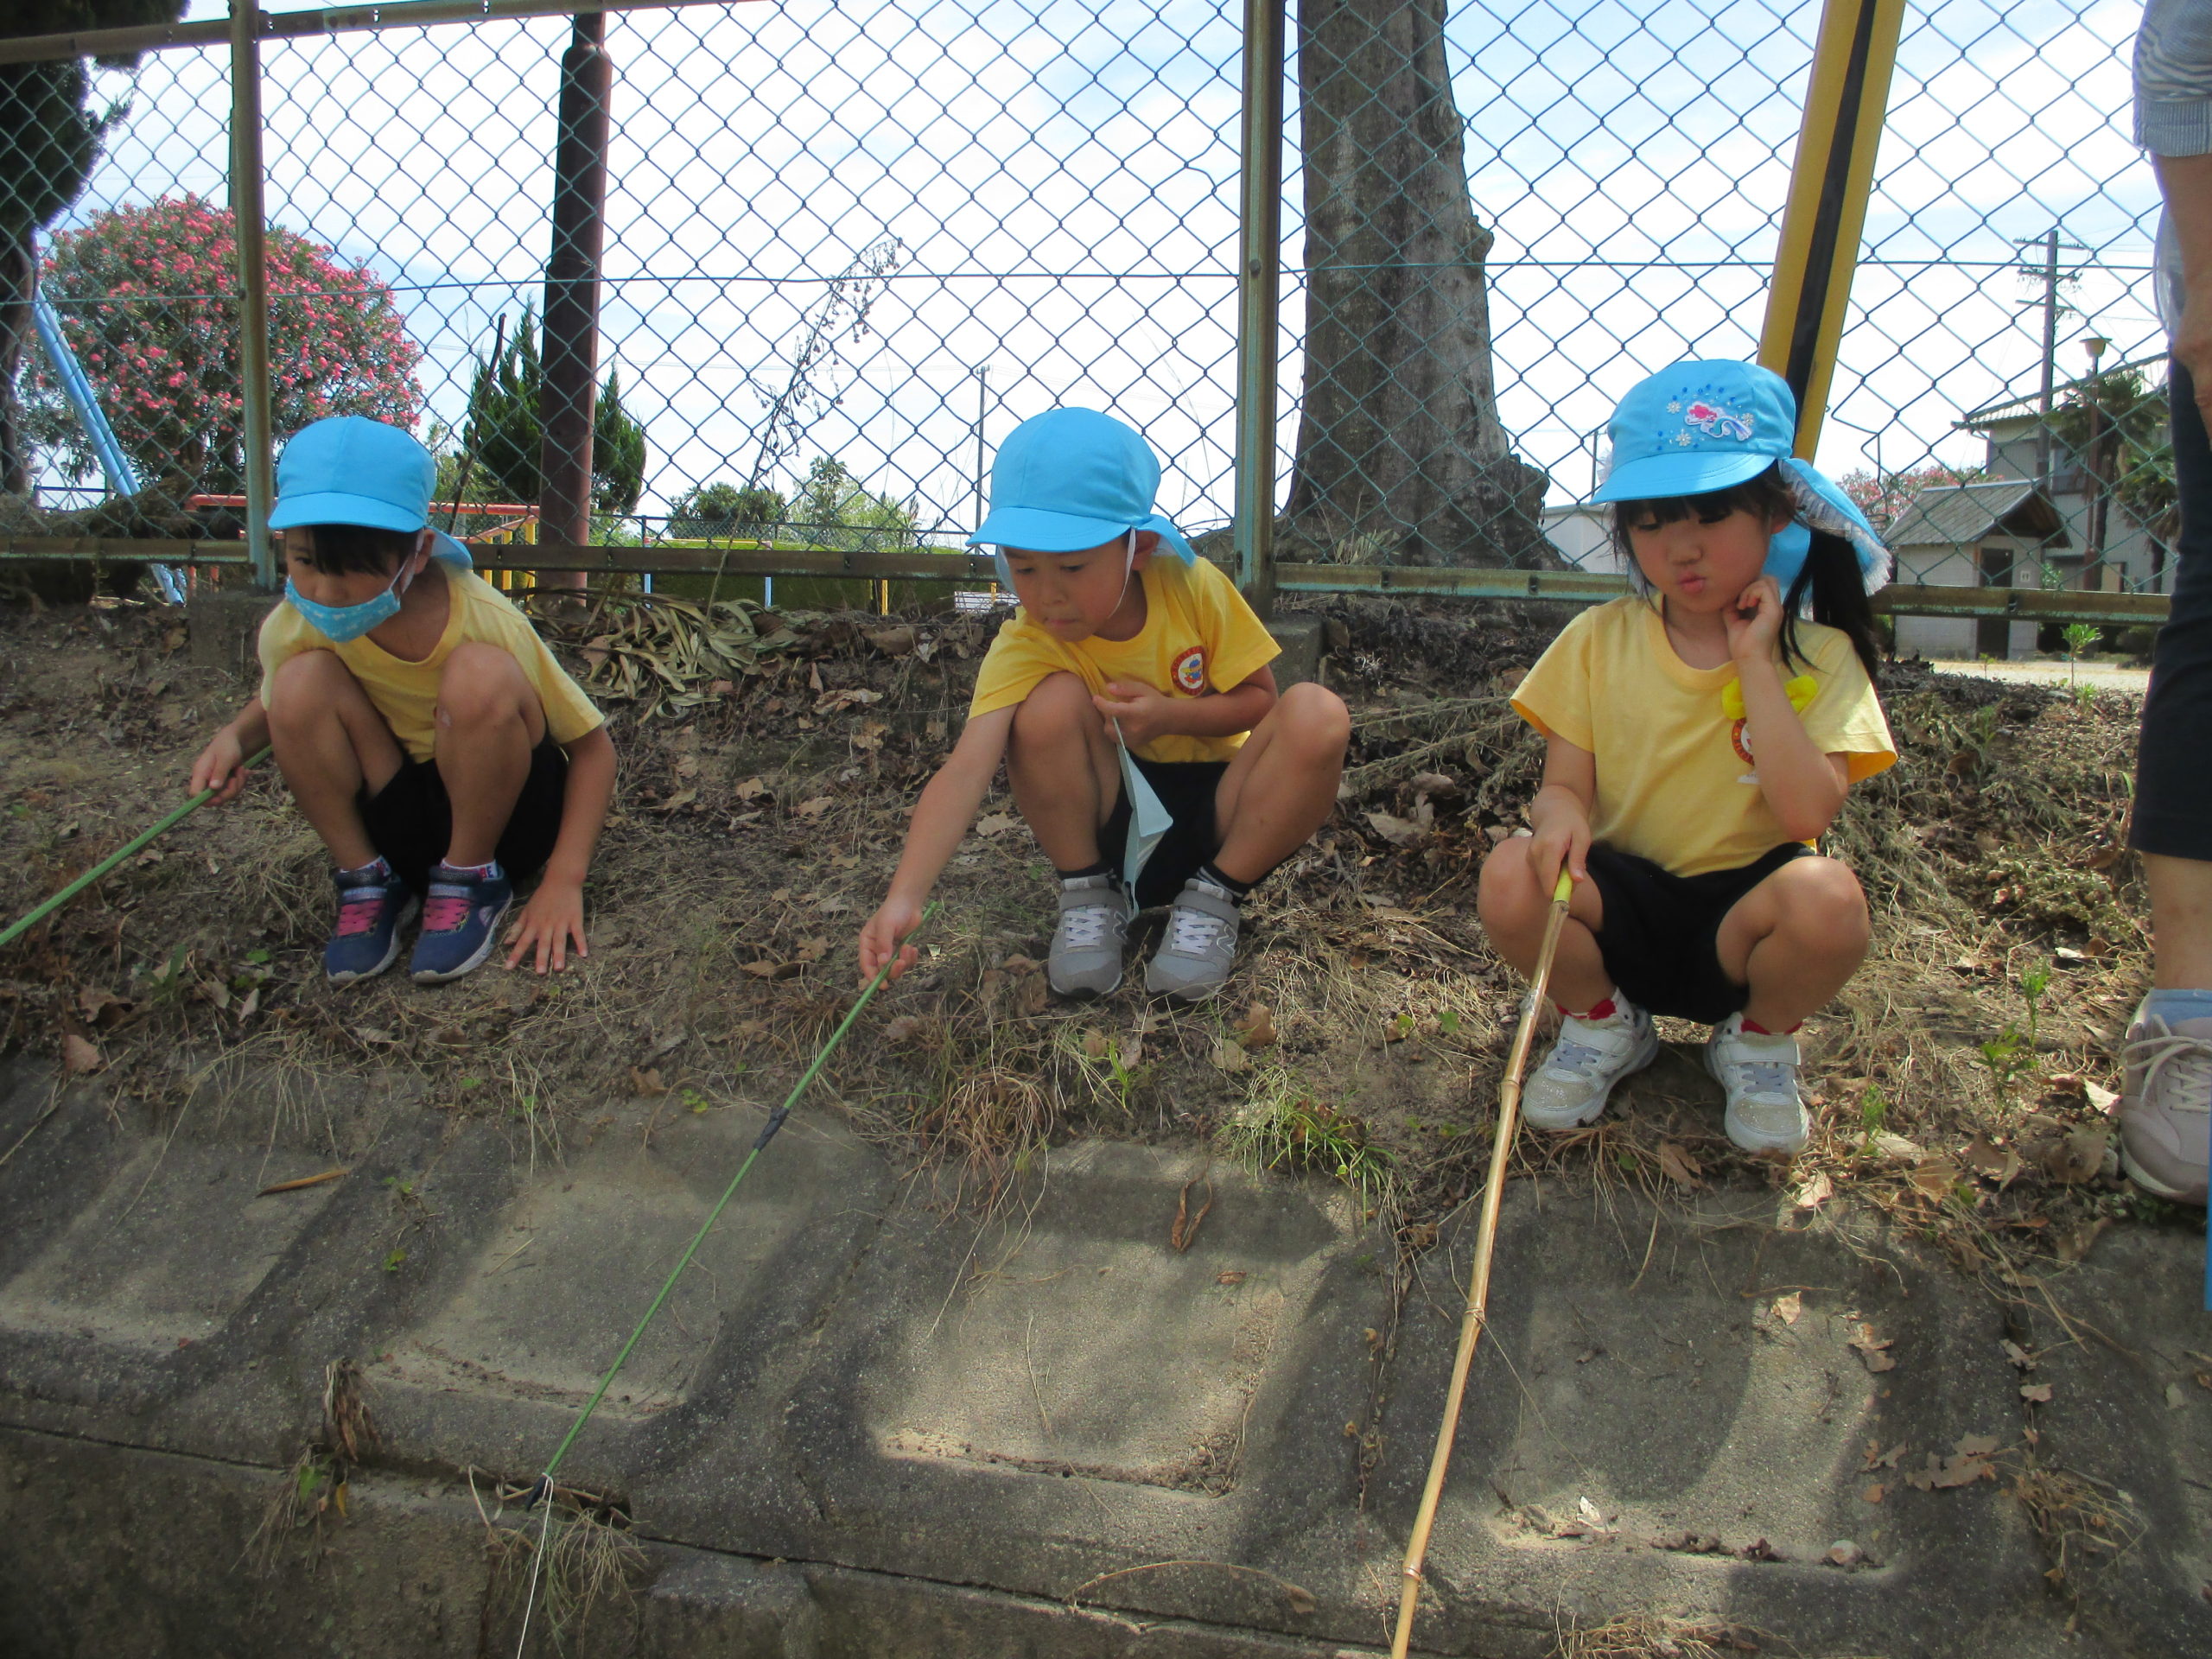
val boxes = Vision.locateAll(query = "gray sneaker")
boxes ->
[2119,1005,2212,1205]
[1048,873,1132,997]
[1145,876,1241,1001]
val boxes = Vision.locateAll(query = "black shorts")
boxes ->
[1102,756,1227,910]
[1584,842,1808,1025]
[357,736,569,894]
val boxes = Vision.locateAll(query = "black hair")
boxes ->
[285,522,421,577]
[1609,462,1882,682]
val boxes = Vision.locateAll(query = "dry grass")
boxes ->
[1556,1611,1763,1657]
[0,594,2186,1300]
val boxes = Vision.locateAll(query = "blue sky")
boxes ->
[69,0,2159,531]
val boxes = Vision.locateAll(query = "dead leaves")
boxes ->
[1234,1003,1276,1052]
[1848,1325,1897,1373]
[973,812,1019,838]
[1904,1433,2001,1491]
[1656,1141,1704,1192]
[1361,802,1433,847]
[60,1033,104,1074]
[1169,1168,1214,1253]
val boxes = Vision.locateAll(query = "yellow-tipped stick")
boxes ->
[1389,868,1574,1657]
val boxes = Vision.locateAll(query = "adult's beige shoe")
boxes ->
[2119,1006,2212,1205]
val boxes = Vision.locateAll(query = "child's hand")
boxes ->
[1725,574,1785,664]
[189,727,250,805]
[1092,680,1176,748]
[1527,813,1589,894]
[504,878,588,974]
[859,895,926,983]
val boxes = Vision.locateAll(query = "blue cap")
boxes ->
[1592,360,1891,594]
[270,416,469,564]
[1591,360,1797,504]
[969,408,1196,563]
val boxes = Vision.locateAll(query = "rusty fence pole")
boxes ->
[1232,0,1285,619]
[537,11,611,588]
[229,1,275,588]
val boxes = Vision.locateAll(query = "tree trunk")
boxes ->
[1283,0,1549,568]
[0,221,31,496]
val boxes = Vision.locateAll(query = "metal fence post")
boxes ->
[538,11,612,587]
[1758,0,1905,455]
[1233,0,1285,617]
[228,2,276,588]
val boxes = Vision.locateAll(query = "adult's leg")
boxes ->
[2135,358,2212,984]
[435,642,548,867]
[265,649,407,869]
[1475,835,1612,1013]
[1712,855,1871,1032]
[1007,671,1121,869]
[1209,682,1351,886]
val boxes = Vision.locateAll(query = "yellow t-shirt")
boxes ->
[968,556,1281,763]
[1511,597,1897,877]
[257,563,604,764]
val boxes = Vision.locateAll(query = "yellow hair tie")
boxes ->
[1720,674,1817,721]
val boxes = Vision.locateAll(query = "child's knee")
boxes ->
[1274,682,1350,758]
[1477,837,1538,930]
[437,643,532,729]
[1784,858,1870,949]
[267,649,354,727]
[1011,671,1094,741]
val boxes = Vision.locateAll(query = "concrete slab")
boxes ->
[1269,614,1326,690]
[5,1051,2209,1654]
[363,1103,896,1498]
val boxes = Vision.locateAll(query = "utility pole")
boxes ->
[2015,229,2084,495]
[2083,334,2110,588]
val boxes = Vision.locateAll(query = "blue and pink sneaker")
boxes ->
[409,860,514,984]
[325,860,417,984]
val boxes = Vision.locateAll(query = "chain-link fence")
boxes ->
[0,0,2174,637]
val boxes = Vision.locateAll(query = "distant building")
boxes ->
[1949,357,2170,599]
[1885,480,2068,660]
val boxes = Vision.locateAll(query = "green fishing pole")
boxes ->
[510,905,937,1656]
[0,747,272,953]
[523,899,940,1501]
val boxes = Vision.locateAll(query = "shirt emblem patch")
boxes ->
[1172,645,1207,695]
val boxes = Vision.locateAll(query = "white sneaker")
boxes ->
[1521,1000,1659,1130]
[2118,1003,2212,1205]
[1705,1013,1809,1153]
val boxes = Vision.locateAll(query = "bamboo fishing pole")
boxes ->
[1389,868,1574,1658]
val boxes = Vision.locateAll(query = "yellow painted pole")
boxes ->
[1758,0,1906,457]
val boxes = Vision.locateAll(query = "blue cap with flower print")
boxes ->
[1590,360,1890,594]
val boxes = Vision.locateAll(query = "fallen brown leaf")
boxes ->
[882,1014,927,1045]
[2020,1382,2054,1404]
[628,1066,669,1097]
[1963,1135,2023,1186]
[1169,1170,1215,1253]
[1236,1003,1277,1051]
[1217,1270,1247,1286]
[740,959,802,981]
[1657,1141,1705,1191]
[1770,1290,1802,1325]
[60,1033,103,1074]
[975,812,1019,837]
[1209,1037,1250,1074]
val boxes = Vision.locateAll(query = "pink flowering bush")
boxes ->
[24,194,423,493]
[1837,462,1989,531]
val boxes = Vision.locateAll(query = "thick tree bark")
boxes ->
[0,223,31,495]
[1284,0,1549,568]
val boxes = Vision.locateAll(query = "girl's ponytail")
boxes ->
[1782,529,1883,683]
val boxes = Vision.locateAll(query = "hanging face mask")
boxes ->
[1763,520,1813,600]
[285,553,421,644]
